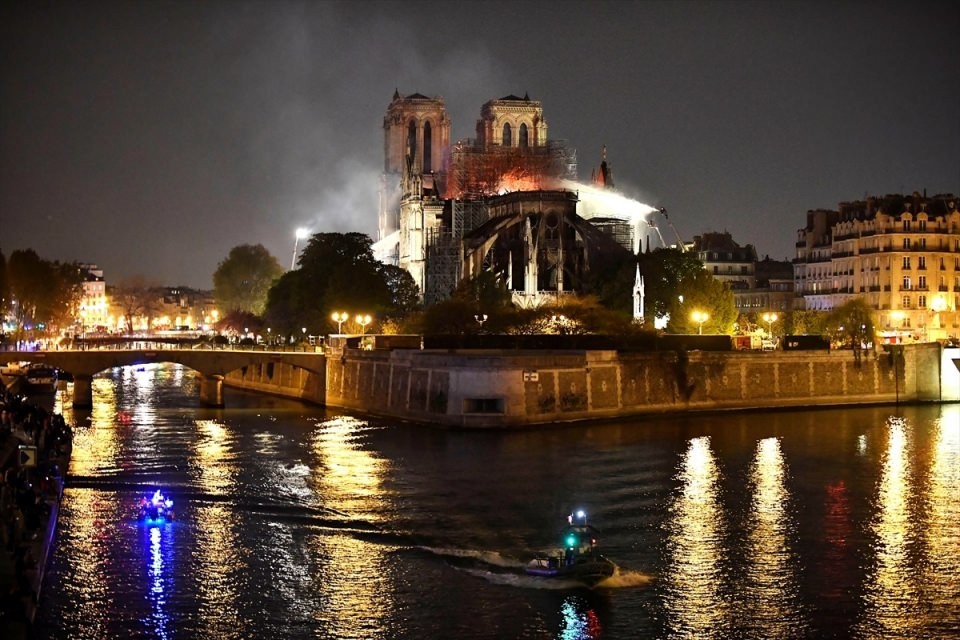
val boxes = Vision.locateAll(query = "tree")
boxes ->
[113,275,161,334]
[824,298,876,365]
[263,232,415,336]
[666,269,738,334]
[637,248,707,324]
[213,244,283,315]
[379,263,420,314]
[6,250,78,340]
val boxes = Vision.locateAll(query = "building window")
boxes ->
[918,220,926,231]
[519,123,528,147]
[502,123,512,147]
[903,256,911,269]
[903,296,911,308]
[902,237,911,250]
[919,237,926,249]
[919,275,927,289]
[903,276,911,290]
[423,121,432,172]
[919,295,927,308]
[903,220,912,231]
[407,120,417,161]
[918,256,926,270]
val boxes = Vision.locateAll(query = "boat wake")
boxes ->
[414,546,652,590]
[594,565,654,588]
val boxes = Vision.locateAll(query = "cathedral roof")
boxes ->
[499,94,530,101]
[406,92,432,100]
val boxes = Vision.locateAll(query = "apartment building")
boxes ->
[795,192,960,341]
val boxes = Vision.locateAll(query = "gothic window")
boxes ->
[423,121,432,173]
[502,123,512,147]
[407,120,417,162]
[519,123,528,147]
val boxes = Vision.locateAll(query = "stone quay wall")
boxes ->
[224,359,325,404]
[323,343,948,427]
[222,343,954,427]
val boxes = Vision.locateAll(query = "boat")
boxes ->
[138,489,176,522]
[23,364,58,394]
[525,510,616,586]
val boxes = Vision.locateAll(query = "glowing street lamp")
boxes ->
[355,314,372,336]
[762,312,778,338]
[474,314,488,330]
[331,311,349,334]
[691,310,709,335]
[291,227,309,270]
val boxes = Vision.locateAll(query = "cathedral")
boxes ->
[377,91,632,305]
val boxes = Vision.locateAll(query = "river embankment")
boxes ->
[225,342,960,427]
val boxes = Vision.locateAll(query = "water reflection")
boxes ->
[308,416,393,637]
[743,437,803,637]
[857,416,922,638]
[189,418,245,637]
[557,595,602,639]
[144,524,173,639]
[922,405,960,631]
[57,488,114,637]
[663,436,727,638]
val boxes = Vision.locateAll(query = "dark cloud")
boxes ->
[2,1,957,287]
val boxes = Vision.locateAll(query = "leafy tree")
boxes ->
[824,297,876,364]
[637,248,707,324]
[264,232,417,336]
[666,269,738,334]
[213,244,283,315]
[784,310,828,336]
[379,263,420,314]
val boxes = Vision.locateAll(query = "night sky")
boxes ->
[2,1,957,289]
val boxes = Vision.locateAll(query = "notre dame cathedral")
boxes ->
[376,91,628,305]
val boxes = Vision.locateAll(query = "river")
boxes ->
[33,363,960,639]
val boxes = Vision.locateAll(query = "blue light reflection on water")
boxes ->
[144,522,175,640]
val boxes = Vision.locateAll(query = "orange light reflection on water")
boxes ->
[189,418,246,638]
[308,416,393,636]
[857,416,922,638]
[663,436,728,638]
[744,437,804,637]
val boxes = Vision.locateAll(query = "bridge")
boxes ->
[0,348,326,408]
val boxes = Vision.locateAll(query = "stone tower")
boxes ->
[378,91,451,256]
[475,94,548,149]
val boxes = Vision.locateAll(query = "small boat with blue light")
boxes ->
[525,510,616,586]
[139,489,175,522]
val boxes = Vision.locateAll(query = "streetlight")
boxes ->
[355,314,372,336]
[331,311,349,334]
[474,314,488,330]
[762,312,778,338]
[291,227,309,270]
[691,310,709,335]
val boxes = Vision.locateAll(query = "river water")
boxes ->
[33,363,959,639]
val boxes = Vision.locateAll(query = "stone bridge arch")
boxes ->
[0,349,326,408]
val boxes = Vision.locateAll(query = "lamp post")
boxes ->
[291,227,308,270]
[691,310,709,335]
[331,311,349,334]
[474,314,488,330]
[762,312,778,339]
[356,314,372,336]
